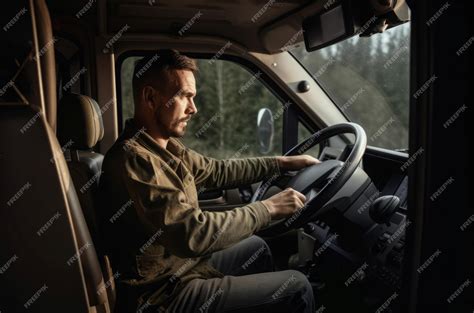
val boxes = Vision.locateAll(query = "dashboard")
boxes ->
[298,145,409,312]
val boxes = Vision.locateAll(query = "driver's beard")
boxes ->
[154,109,186,138]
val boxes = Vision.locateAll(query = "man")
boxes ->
[99,49,319,313]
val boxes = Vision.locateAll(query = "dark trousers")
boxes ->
[165,236,315,312]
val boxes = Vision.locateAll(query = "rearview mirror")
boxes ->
[302,0,410,51]
[302,2,356,51]
[257,108,274,154]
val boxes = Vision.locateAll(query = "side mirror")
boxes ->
[257,108,274,154]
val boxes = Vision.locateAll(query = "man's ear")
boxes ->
[143,86,158,111]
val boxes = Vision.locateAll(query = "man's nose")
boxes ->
[188,99,198,115]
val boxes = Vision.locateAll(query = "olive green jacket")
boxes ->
[99,119,280,309]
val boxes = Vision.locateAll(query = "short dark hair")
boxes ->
[132,49,197,101]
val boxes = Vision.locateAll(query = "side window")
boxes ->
[298,121,320,157]
[120,57,284,159]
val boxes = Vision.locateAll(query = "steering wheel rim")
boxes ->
[252,122,367,236]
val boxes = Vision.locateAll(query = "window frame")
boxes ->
[115,51,320,155]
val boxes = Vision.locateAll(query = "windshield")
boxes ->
[292,23,410,151]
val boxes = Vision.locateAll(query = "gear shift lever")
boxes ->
[369,195,400,226]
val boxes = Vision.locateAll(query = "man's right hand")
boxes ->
[261,188,307,220]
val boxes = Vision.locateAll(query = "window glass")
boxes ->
[120,57,284,158]
[291,23,411,150]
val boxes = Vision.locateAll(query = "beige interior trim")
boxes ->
[28,0,46,115]
[95,38,118,153]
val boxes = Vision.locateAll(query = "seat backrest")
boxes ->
[57,93,105,249]
[0,105,108,312]
[57,93,116,311]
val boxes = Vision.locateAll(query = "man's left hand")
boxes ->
[276,155,321,171]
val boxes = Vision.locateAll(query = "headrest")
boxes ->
[57,94,104,150]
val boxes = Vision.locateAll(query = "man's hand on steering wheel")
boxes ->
[276,155,321,171]
[261,155,321,220]
[262,187,307,220]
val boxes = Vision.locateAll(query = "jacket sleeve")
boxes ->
[181,147,281,191]
[122,151,272,258]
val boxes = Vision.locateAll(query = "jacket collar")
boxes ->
[122,118,186,160]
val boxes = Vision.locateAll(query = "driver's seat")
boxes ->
[57,93,116,310]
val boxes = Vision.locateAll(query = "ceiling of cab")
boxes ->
[105,0,317,53]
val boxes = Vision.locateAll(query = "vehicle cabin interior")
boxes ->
[0,0,471,313]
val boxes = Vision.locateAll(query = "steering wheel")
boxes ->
[252,123,367,236]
